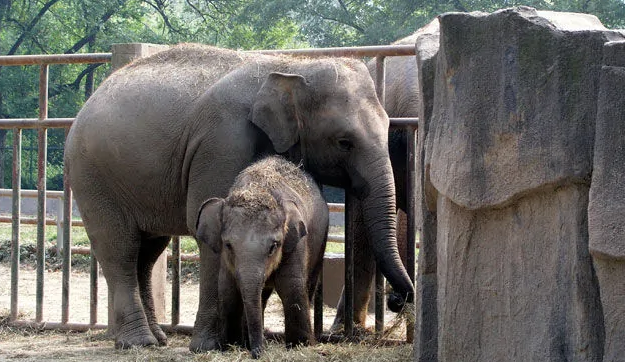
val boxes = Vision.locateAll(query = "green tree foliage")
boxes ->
[0,0,623,190]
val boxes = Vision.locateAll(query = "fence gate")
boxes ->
[0,43,418,342]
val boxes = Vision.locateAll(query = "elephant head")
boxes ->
[196,194,307,358]
[250,59,414,310]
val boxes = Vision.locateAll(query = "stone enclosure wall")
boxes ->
[412,7,625,361]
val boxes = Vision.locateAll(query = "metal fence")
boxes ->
[0,44,418,341]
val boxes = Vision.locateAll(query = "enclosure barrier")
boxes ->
[0,44,418,342]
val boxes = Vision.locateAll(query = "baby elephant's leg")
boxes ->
[275,271,314,347]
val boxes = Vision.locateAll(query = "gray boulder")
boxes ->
[413,18,441,362]
[589,40,625,362]
[422,6,624,361]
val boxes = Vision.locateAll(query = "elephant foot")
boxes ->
[150,323,168,346]
[189,335,220,353]
[114,332,158,349]
[250,346,263,359]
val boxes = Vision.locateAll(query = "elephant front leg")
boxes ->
[219,266,245,347]
[276,279,314,347]
[190,243,223,352]
[331,200,376,332]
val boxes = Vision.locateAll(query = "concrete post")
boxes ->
[107,43,170,332]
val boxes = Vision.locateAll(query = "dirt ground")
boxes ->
[0,264,412,361]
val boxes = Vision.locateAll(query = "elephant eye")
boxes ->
[224,242,233,251]
[337,138,354,152]
[268,240,280,256]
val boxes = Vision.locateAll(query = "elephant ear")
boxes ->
[196,198,225,254]
[282,199,307,255]
[251,72,308,153]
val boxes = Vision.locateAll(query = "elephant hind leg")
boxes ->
[89,225,157,349]
[137,234,171,346]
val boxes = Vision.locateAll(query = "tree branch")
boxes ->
[6,0,61,56]
[48,63,104,98]
[452,0,468,12]
[144,0,184,35]
[65,1,129,54]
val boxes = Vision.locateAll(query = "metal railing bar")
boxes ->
[0,215,81,226]
[406,125,418,343]
[0,118,413,130]
[0,53,112,66]
[61,128,72,324]
[171,236,181,326]
[0,188,66,198]
[374,55,386,335]
[90,249,98,326]
[10,128,21,321]
[344,193,355,337]
[390,118,419,128]
[36,64,48,323]
[0,118,74,129]
[252,44,415,58]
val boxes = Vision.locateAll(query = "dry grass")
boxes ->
[0,262,413,361]
[0,323,413,361]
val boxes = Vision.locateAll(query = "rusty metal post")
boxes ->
[36,64,49,323]
[10,128,22,321]
[62,127,72,324]
[406,125,418,343]
[314,258,324,340]
[90,249,98,326]
[171,236,181,326]
[344,192,355,337]
[374,55,387,335]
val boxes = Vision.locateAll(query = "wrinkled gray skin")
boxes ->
[196,156,328,359]
[332,33,419,331]
[64,44,413,351]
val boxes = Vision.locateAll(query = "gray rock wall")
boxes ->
[413,6,625,361]
[589,40,625,362]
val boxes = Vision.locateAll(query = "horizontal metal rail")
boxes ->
[0,118,74,128]
[252,44,416,57]
[0,53,112,66]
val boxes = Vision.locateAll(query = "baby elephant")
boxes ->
[195,156,329,358]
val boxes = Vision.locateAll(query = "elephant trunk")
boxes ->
[357,154,414,311]
[237,268,265,359]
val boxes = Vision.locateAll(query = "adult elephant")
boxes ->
[64,44,414,352]
[331,31,420,331]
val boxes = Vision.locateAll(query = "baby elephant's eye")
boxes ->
[225,242,233,251]
[268,240,280,256]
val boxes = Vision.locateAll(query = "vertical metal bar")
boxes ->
[406,125,418,343]
[314,258,323,340]
[56,197,63,251]
[61,128,72,324]
[374,55,387,334]
[90,249,98,326]
[344,193,355,337]
[36,64,49,323]
[171,236,180,326]
[10,128,22,321]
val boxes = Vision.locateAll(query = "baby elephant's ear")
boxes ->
[283,200,307,255]
[196,198,225,254]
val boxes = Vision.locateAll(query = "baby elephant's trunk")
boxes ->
[237,268,266,359]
